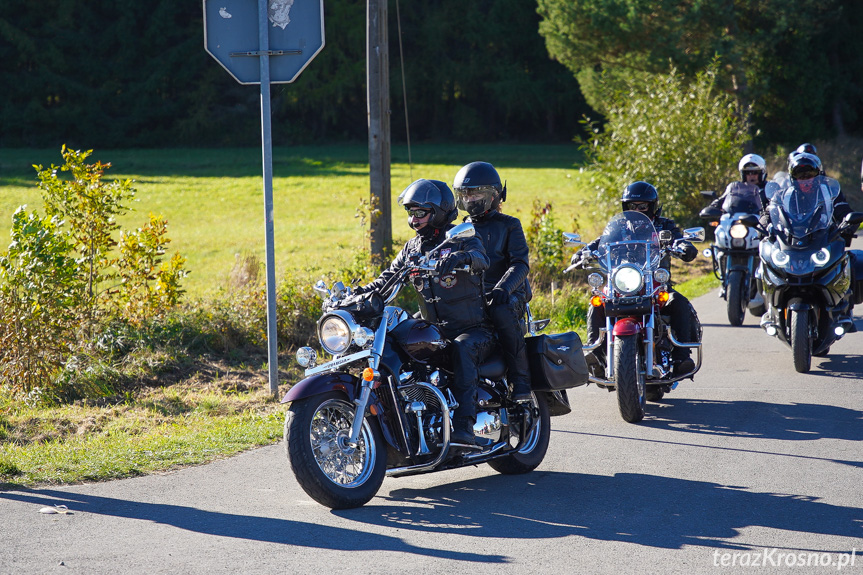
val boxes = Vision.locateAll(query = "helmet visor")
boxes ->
[455,185,497,216]
[791,165,820,180]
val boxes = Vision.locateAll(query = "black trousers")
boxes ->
[586,289,698,361]
[487,294,531,389]
[449,325,494,421]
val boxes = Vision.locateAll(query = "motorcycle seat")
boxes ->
[477,355,507,380]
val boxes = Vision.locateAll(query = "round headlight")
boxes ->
[654,268,670,284]
[729,223,748,239]
[587,273,604,288]
[296,347,317,368]
[352,326,375,348]
[771,249,790,268]
[320,316,351,354]
[611,265,644,295]
[811,247,830,266]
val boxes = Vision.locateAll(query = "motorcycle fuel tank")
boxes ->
[390,318,450,364]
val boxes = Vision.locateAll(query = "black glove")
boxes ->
[487,288,508,306]
[673,240,697,262]
[570,250,589,268]
[352,285,366,295]
[436,251,469,275]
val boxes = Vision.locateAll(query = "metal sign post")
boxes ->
[203,0,325,394]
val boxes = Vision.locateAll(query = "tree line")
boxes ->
[2,1,861,149]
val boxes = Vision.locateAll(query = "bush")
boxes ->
[580,60,751,225]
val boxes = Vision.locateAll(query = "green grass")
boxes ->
[0,144,590,297]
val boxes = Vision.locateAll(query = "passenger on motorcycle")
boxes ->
[453,161,532,404]
[355,179,492,445]
[573,181,700,376]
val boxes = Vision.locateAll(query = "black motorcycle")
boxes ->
[743,176,863,372]
[282,223,588,509]
[699,183,766,325]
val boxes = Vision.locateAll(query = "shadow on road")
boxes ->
[811,354,863,380]
[0,488,505,563]
[336,471,862,552]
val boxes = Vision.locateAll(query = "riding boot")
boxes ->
[451,416,476,445]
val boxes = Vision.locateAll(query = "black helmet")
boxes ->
[453,161,506,218]
[797,143,818,155]
[621,181,660,219]
[789,152,821,181]
[397,179,457,229]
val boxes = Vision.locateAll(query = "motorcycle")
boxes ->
[699,183,766,325]
[282,223,588,509]
[565,211,705,423]
[741,175,863,372]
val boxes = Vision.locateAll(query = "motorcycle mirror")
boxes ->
[683,227,706,242]
[737,214,761,229]
[445,222,476,240]
[563,232,585,246]
[842,211,863,227]
[331,281,346,297]
[313,280,329,296]
[700,190,717,200]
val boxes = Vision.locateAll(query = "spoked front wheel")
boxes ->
[284,392,387,509]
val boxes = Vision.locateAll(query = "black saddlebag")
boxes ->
[850,250,863,306]
[526,332,589,391]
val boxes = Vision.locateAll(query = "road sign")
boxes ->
[204,0,325,84]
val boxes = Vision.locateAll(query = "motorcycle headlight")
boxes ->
[319,314,353,355]
[587,273,604,288]
[296,346,317,368]
[771,249,790,268]
[611,264,644,295]
[811,247,830,267]
[729,223,748,239]
[352,326,375,348]
[654,268,670,284]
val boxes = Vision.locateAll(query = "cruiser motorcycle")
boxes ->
[699,183,766,325]
[282,223,587,509]
[565,212,704,423]
[742,176,863,372]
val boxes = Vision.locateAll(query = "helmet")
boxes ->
[796,143,817,155]
[398,179,457,229]
[621,181,660,219]
[789,152,822,181]
[738,153,767,183]
[453,161,506,218]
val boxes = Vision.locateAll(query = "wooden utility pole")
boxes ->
[367,0,391,264]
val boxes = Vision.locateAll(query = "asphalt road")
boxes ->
[2,288,862,574]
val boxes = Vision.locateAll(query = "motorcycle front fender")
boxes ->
[788,301,812,313]
[612,317,642,337]
[280,372,359,404]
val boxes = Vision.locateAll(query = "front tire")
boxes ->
[614,335,645,423]
[791,309,812,373]
[284,391,387,509]
[488,392,551,474]
[726,270,747,326]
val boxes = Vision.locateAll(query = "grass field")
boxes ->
[0,144,594,297]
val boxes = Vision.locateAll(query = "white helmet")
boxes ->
[738,153,767,183]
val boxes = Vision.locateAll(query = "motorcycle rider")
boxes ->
[355,179,492,445]
[453,161,532,404]
[573,181,700,376]
[707,153,769,214]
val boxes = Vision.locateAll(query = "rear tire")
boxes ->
[726,270,747,326]
[488,392,551,474]
[791,310,812,373]
[614,335,645,423]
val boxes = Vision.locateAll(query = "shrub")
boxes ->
[580,60,751,225]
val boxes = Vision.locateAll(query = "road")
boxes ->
[1,289,862,574]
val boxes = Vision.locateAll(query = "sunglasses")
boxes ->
[792,168,819,180]
[627,202,650,211]
[743,171,761,177]
[407,208,431,218]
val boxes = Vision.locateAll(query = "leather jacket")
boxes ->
[468,211,531,301]
[363,225,490,336]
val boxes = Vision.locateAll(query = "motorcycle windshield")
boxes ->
[769,176,837,240]
[721,182,762,215]
[596,211,661,273]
